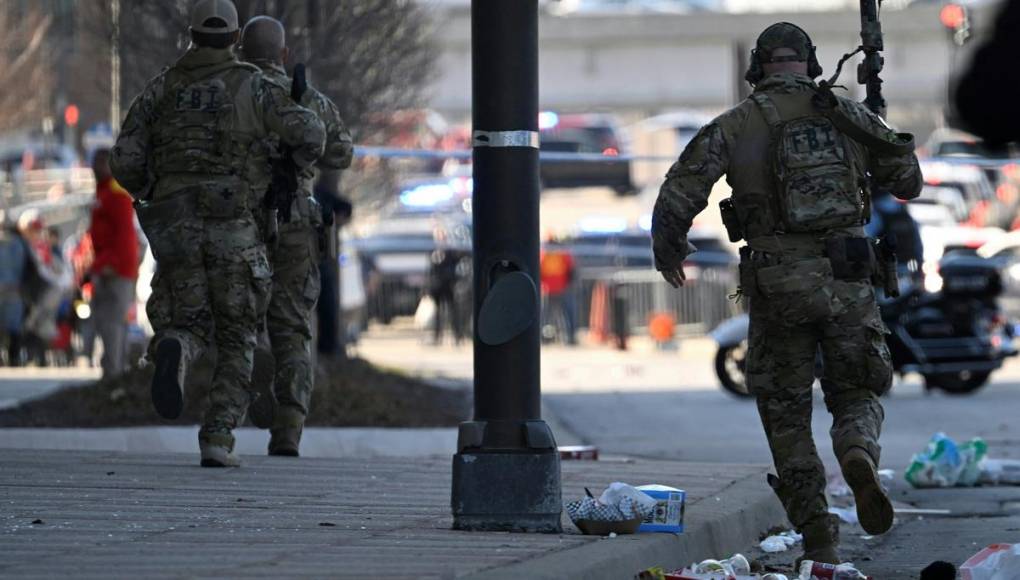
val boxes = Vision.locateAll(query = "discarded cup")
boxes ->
[798,561,868,580]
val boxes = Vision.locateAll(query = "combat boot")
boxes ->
[247,390,276,430]
[199,431,240,468]
[247,346,276,430]
[268,406,304,457]
[840,447,894,535]
[796,515,840,568]
[151,337,185,420]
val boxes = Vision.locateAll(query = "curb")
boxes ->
[469,469,788,580]
[0,426,458,458]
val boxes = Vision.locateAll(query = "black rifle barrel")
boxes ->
[859,0,887,116]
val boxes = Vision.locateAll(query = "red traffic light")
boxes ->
[64,104,80,127]
[940,3,967,30]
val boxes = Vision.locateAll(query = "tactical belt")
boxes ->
[745,234,874,282]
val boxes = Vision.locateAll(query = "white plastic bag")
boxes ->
[978,459,1020,486]
[760,531,802,553]
[961,543,1020,580]
[599,482,658,515]
[905,433,987,488]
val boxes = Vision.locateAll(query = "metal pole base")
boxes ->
[451,449,562,532]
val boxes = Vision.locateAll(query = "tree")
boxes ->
[0,9,55,134]
[79,0,437,143]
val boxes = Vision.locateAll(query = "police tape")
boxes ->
[353,145,675,163]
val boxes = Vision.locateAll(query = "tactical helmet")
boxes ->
[745,22,823,85]
[190,0,239,34]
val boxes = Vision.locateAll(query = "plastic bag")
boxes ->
[978,459,1020,486]
[599,481,658,515]
[960,544,1020,580]
[760,530,802,553]
[905,432,987,488]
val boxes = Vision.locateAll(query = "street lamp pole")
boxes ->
[110,0,121,133]
[451,0,562,532]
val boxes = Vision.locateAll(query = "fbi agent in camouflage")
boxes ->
[110,0,325,467]
[651,23,921,564]
[239,16,355,457]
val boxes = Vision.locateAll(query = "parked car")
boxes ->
[353,213,471,324]
[539,113,635,196]
[552,221,736,274]
[921,130,1020,230]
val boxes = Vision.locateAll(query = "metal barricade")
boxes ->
[576,266,739,338]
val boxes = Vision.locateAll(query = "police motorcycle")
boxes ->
[711,251,1018,398]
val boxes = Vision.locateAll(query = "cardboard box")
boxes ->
[637,484,685,533]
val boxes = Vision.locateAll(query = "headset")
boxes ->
[744,22,824,86]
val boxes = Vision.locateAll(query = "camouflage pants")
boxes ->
[746,277,892,534]
[261,223,320,420]
[142,200,271,436]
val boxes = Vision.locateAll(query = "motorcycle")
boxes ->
[711,253,1018,398]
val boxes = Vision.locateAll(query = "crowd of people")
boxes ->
[0,149,142,377]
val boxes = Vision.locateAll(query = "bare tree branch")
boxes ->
[0,10,56,133]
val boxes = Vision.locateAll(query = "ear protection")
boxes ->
[744,22,824,86]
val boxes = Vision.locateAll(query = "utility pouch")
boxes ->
[738,246,760,299]
[133,192,198,265]
[755,257,835,324]
[870,237,900,297]
[825,237,874,281]
[756,258,834,296]
[733,192,776,240]
[196,178,250,219]
[720,198,744,243]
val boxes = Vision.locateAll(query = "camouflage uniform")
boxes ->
[111,45,325,452]
[652,72,921,547]
[253,61,353,450]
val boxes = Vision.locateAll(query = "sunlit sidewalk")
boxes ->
[1,448,784,580]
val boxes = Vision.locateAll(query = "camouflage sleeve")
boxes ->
[110,76,164,197]
[837,98,923,201]
[651,107,742,269]
[305,90,354,170]
[254,76,326,169]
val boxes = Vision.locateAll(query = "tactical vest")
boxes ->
[728,91,867,239]
[150,60,264,218]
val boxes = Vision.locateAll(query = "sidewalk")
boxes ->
[1,449,786,579]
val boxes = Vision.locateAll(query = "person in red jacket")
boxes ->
[88,148,139,378]
[540,234,578,346]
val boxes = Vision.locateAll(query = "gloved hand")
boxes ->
[654,238,698,289]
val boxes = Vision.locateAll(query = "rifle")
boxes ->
[858,0,886,118]
[263,63,309,241]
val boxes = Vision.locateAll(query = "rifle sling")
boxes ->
[814,94,916,157]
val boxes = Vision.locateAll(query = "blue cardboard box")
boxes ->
[637,484,686,533]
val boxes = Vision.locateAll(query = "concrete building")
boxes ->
[427,2,998,141]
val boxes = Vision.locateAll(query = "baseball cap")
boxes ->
[190,0,239,34]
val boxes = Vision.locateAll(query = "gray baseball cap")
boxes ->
[190,0,239,34]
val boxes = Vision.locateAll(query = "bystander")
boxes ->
[88,149,139,378]
[0,210,27,365]
[540,236,578,345]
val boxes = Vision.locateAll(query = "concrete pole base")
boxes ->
[451,450,563,532]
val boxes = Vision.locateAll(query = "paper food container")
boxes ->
[574,515,644,535]
[637,485,686,533]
